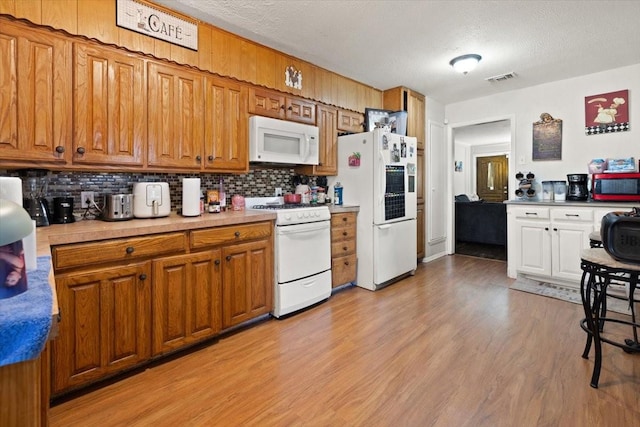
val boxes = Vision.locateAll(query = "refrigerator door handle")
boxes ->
[378,224,392,230]
[378,150,386,207]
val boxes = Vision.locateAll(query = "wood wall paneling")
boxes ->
[239,39,256,83]
[118,25,155,55]
[11,0,41,24]
[197,24,213,72]
[77,0,117,45]
[299,61,315,101]
[255,45,276,88]
[42,0,77,34]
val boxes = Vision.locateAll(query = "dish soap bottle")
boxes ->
[334,182,343,206]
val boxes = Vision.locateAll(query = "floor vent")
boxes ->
[485,72,516,82]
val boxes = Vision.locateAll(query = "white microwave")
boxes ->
[249,116,319,165]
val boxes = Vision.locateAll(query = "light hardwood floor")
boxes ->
[49,255,640,426]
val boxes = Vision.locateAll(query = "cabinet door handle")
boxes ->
[343,231,348,236]
[76,146,85,155]
[126,246,134,254]
[287,106,292,111]
[234,231,240,238]
[545,227,549,231]
[342,217,348,221]
[343,246,348,251]
[208,155,214,161]
[55,145,65,154]
[214,259,220,265]
[196,155,201,162]
[553,228,558,231]
[226,255,232,261]
[280,105,286,110]
[344,261,350,266]
[139,273,147,280]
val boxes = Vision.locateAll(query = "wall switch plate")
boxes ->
[81,191,95,208]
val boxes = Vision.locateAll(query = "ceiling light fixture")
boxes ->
[449,54,482,75]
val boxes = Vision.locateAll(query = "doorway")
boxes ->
[449,117,514,260]
[476,154,509,202]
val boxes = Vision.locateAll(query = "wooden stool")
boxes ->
[580,248,640,388]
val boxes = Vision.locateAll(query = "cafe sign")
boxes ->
[116,0,198,51]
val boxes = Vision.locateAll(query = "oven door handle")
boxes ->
[277,222,329,235]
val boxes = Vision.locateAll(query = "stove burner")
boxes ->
[251,203,318,210]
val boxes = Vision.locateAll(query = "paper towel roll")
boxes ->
[23,220,37,272]
[182,178,201,217]
[0,176,23,205]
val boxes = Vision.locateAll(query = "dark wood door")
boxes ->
[476,155,509,202]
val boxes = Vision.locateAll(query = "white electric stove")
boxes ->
[246,197,332,317]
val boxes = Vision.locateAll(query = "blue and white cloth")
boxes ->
[0,256,53,366]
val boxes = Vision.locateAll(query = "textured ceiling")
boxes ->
[154,0,640,105]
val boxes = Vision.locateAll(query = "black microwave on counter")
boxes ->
[592,172,640,201]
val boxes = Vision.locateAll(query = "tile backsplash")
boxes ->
[2,167,321,215]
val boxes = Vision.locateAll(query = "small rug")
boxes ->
[510,277,632,316]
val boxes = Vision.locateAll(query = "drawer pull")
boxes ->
[344,261,350,266]
[55,145,65,154]
[565,214,580,217]
[525,212,538,216]
[342,217,347,221]
[126,246,134,254]
[234,231,241,238]
[139,274,147,280]
[342,231,348,236]
[214,259,220,265]
[226,255,232,261]
[343,246,348,251]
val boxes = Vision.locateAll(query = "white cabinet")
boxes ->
[549,208,593,281]
[508,205,594,285]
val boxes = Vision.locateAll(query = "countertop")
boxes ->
[328,204,360,213]
[504,199,639,209]
[36,210,276,253]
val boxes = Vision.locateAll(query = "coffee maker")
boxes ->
[567,174,589,201]
[20,169,51,227]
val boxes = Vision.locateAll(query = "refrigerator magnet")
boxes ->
[348,153,361,167]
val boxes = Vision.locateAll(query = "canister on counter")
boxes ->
[334,182,343,205]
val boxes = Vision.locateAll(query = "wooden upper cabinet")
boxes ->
[383,86,425,149]
[147,61,204,170]
[248,86,315,125]
[298,104,337,176]
[73,43,145,167]
[204,76,249,172]
[285,97,315,124]
[0,20,72,164]
[407,91,425,149]
[337,110,364,133]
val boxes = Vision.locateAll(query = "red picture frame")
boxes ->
[585,89,629,135]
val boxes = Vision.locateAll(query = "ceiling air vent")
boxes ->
[485,72,517,82]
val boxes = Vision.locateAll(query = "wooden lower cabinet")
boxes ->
[52,261,152,394]
[50,221,273,395]
[152,250,221,356]
[417,203,425,260]
[222,239,273,328]
[330,212,357,287]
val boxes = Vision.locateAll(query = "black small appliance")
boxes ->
[567,174,589,201]
[19,168,51,227]
[52,196,75,224]
[601,208,640,264]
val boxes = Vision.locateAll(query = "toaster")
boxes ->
[102,194,133,221]
[601,208,640,264]
[133,182,171,218]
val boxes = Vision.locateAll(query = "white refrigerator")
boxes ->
[329,128,417,291]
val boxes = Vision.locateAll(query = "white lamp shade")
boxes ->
[450,54,482,74]
[0,199,33,246]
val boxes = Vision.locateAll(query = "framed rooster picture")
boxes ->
[585,89,629,135]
